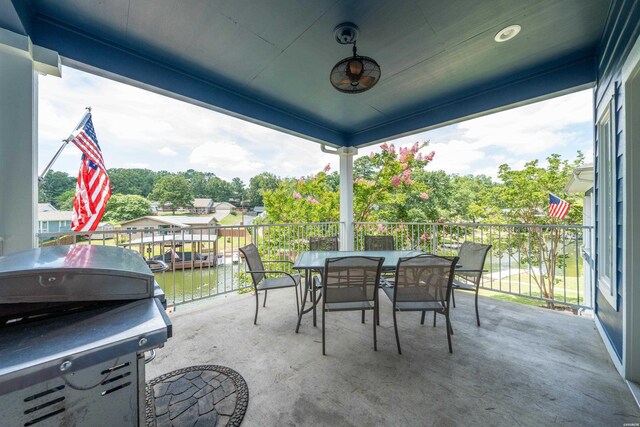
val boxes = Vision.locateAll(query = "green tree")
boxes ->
[39,171,75,206]
[206,176,232,202]
[149,175,194,214]
[107,168,156,197]
[55,189,76,210]
[247,172,280,207]
[230,177,246,202]
[103,194,153,222]
[262,141,434,224]
[476,153,584,306]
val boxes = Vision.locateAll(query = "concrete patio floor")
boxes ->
[147,290,640,426]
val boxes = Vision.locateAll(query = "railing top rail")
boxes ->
[354,221,593,230]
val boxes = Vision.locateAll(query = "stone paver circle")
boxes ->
[146,365,249,427]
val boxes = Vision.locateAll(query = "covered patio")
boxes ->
[1,0,640,422]
[147,291,639,425]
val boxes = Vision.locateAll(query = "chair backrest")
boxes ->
[239,244,265,285]
[457,242,492,285]
[323,256,384,304]
[364,235,395,251]
[393,254,459,305]
[309,236,339,251]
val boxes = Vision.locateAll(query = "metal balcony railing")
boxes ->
[354,222,594,309]
[36,221,593,310]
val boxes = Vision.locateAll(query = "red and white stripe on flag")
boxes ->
[549,193,570,220]
[70,116,111,232]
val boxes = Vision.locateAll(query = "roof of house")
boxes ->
[565,163,594,193]
[119,215,217,228]
[38,203,58,212]
[213,202,236,210]
[38,211,73,221]
[193,198,214,208]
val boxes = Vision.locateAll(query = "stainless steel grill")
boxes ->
[0,245,172,426]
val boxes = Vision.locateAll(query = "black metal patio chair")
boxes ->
[382,254,458,354]
[451,242,492,326]
[321,256,384,355]
[364,235,395,251]
[309,236,339,251]
[239,244,300,325]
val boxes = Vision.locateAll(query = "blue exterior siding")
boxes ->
[594,0,640,362]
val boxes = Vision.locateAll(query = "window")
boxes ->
[597,100,616,308]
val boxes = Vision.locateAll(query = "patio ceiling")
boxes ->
[2,0,610,147]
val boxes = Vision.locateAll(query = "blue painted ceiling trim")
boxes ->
[30,14,348,147]
[0,0,30,35]
[3,4,599,148]
[349,55,596,147]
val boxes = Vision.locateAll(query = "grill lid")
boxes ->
[0,245,154,303]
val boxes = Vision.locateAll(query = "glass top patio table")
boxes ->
[293,250,424,271]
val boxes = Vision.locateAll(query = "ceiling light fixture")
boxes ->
[330,23,381,94]
[494,24,521,42]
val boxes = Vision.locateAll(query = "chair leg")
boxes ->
[263,289,268,307]
[433,311,437,327]
[376,299,380,326]
[475,288,481,326]
[373,309,377,351]
[296,283,309,333]
[294,284,300,316]
[254,289,259,325]
[451,288,456,308]
[445,311,453,353]
[322,308,326,355]
[393,309,401,355]
[361,309,365,324]
[420,311,426,325]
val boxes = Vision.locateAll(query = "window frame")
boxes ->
[597,98,617,309]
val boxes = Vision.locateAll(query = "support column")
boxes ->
[338,147,357,251]
[0,28,60,254]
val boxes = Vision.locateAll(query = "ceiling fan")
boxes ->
[330,23,381,94]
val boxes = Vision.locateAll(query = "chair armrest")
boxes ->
[246,269,300,285]
[263,260,294,265]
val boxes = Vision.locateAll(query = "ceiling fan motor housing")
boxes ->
[334,23,359,45]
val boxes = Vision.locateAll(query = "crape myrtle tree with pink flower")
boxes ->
[258,141,437,255]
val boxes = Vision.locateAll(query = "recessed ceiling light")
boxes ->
[494,25,521,42]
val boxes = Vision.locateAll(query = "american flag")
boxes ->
[70,115,111,232]
[549,193,570,220]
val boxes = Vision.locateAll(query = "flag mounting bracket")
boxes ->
[38,107,92,185]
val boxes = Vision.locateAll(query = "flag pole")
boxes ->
[38,107,92,185]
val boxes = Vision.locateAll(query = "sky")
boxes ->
[38,66,594,184]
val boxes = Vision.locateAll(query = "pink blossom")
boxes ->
[298,177,305,185]
[420,192,429,200]
[369,151,375,159]
[412,142,419,153]
[391,176,401,187]
[400,162,408,170]
[293,192,302,199]
[421,232,430,241]
[377,223,387,232]
[416,153,423,161]
[389,143,396,154]
[355,177,365,184]
[323,163,331,172]
[306,196,319,204]
[380,143,389,151]
[366,180,376,187]
[425,151,435,161]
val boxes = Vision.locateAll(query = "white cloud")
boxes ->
[38,66,593,182]
[159,147,177,156]
[189,140,264,180]
[125,162,151,168]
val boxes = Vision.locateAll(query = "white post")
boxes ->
[0,28,60,254]
[338,147,357,250]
